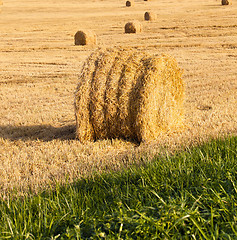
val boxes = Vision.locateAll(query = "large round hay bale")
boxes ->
[74,30,97,46]
[125,21,142,33]
[144,12,157,21]
[74,47,184,143]
[126,0,134,7]
[222,0,232,5]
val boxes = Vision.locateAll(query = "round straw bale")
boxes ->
[126,0,134,7]
[75,47,184,143]
[125,21,142,33]
[74,30,97,46]
[222,0,232,5]
[144,12,157,21]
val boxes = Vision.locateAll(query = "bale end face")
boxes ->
[74,30,97,46]
[125,21,142,33]
[144,12,157,21]
[222,0,232,5]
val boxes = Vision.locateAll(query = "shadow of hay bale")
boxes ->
[0,125,76,141]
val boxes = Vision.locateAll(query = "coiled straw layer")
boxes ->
[75,47,184,143]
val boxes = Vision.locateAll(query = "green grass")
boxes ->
[0,136,237,239]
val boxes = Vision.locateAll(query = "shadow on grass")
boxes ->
[0,124,76,141]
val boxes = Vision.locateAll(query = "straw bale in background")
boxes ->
[222,0,232,5]
[75,47,184,143]
[126,0,134,7]
[74,30,97,46]
[144,12,157,21]
[125,21,142,33]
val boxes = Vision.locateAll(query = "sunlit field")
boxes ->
[0,0,236,197]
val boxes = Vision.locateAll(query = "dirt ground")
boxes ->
[0,0,236,196]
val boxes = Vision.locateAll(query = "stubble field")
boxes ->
[0,0,236,197]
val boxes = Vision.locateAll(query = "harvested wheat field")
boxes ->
[0,0,236,197]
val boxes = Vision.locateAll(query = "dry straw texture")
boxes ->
[222,0,232,5]
[75,47,184,143]
[126,0,134,7]
[144,12,157,21]
[74,30,97,46]
[125,21,142,33]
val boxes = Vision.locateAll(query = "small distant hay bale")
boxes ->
[125,21,142,33]
[222,0,232,5]
[144,12,157,21]
[126,0,134,7]
[74,30,97,46]
[74,47,184,143]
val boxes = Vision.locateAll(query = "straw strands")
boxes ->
[75,47,184,143]
[125,21,142,33]
[74,30,97,46]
